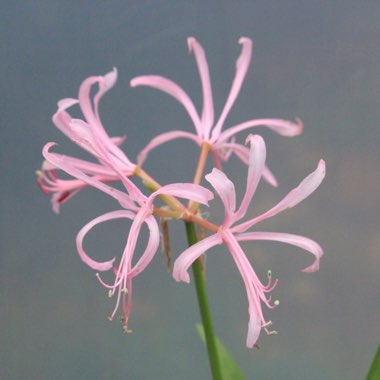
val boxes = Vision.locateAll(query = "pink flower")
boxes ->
[173,135,325,347]
[43,142,214,331]
[131,37,303,186]
[38,69,136,212]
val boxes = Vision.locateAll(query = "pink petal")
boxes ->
[43,143,136,210]
[93,68,118,120]
[111,135,127,146]
[77,70,133,168]
[51,189,80,214]
[173,234,222,283]
[116,208,152,286]
[52,101,77,140]
[205,168,236,227]
[211,37,253,140]
[129,215,160,277]
[217,142,278,187]
[236,159,326,232]
[150,183,214,208]
[210,150,222,170]
[261,166,279,188]
[137,130,200,166]
[221,229,266,348]
[234,135,266,222]
[188,37,214,138]
[69,119,96,148]
[57,98,79,110]
[235,231,324,272]
[78,69,117,127]
[76,210,136,271]
[130,75,202,136]
[217,118,304,145]
[45,156,117,176]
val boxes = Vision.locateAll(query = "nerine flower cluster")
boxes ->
[38,37,325,348]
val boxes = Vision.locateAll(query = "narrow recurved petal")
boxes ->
[235,231,324,273]
[78,69,116,128]
[93,68,118,120]
[233,135,266,222]
[188,37,214,138]
[137,130,200,166]
[43,143,137,210]
[216,141,278,187]
[130,75,202,137]
[205,168,236,227]
[148,182,214,209]
[52,98,79,140]
[222,229,265,348]
[218,118,304,145]
[129,215,160,277]
[211,37,253,140]
[236,159,326,232]
[173,234,222,283]
[76,210,137,271]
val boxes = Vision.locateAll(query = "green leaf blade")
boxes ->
[366,345,380,380]
[196,323,246,380]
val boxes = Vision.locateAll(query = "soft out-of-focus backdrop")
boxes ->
[1,2,379,379]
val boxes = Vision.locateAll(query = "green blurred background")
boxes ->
[1,1,379,379]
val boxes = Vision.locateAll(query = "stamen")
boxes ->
[108,290,113,298]
[121,287,128,294]
[262,320,272,328]
[122,325,133,334]
[274,300,280,306]
[120,316,133,333]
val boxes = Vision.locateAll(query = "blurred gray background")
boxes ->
[1,1,379,379]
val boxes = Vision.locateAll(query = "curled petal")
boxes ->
[150,183,214,209]
[234,135,266,222]
[222,229,267,348]
[188,37,214,134]
[116,208,153,285]
[217,142,278,187]
[173,234,222,283]
[281,159,326,208]
[94,68,118,119]
[129,215,160,277]
[131,75,202,136]
[69,119,96,148]
[43,143,137,210]
[52,99,78,140]
[205,169,236,226]
[212,37,253,140]
[78,68,117,127]
[77,69,133,168]
[217,118,304,145]
[76,210,136,271]
[236,160,326,232]
[137,130,200,166]
[235,231,324,272]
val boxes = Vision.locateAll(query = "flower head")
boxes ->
[131,37,303,186]
[43,140,214,331]
[173,134,325,347]
[38,69,137,212]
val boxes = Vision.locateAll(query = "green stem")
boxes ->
[185,222,223,380]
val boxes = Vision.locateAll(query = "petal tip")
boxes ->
[187,36,197,52]
[104,68,118,88]
[294,117,304,135]
[239,37,253,48]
